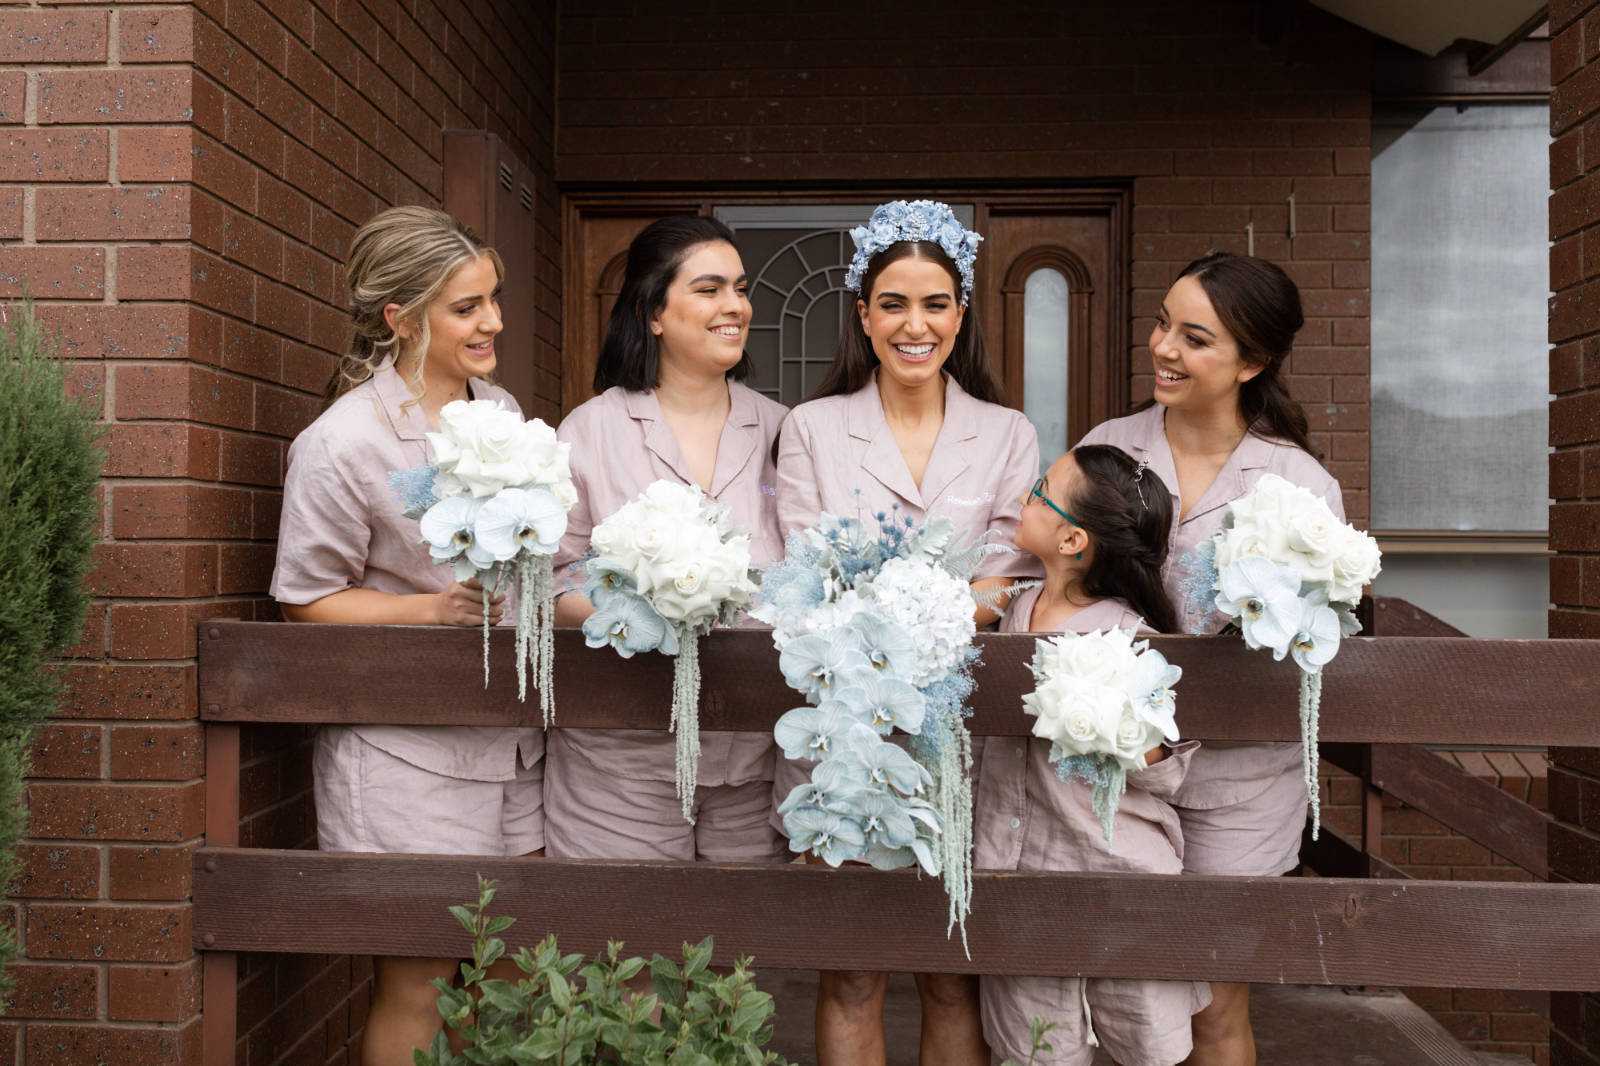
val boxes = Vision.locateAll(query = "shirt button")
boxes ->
[1009,817,1021,830]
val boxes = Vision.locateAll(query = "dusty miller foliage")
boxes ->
[0,300,103,1005]
[415,877,794,1066]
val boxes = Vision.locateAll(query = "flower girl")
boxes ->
[975,444,1209,1066]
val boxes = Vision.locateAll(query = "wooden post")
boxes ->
[1360,746,1386,877]
[202,722,240,1066]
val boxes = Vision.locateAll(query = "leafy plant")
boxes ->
[0,300,102,1005]
[415,877,794,1065]
[999,1017,1061,1066]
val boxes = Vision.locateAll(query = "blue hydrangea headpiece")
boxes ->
[844,200,983,305]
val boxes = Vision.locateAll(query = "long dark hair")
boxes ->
[1068,444,1179,634]
[593,216,751,393]
[1172,251,1316,456]
[811,240,1002,404]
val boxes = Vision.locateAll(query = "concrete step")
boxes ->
[759,972,1514,1065]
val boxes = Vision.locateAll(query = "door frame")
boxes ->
[560,186,1133,422]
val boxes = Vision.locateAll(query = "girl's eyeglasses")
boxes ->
[1028,477,1080,526]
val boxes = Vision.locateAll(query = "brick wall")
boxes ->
[556,0,1373,523]
[3,1,557,1063]
[1548,2,1600,1064]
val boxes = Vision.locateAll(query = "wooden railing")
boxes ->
[193,619,1600,1065]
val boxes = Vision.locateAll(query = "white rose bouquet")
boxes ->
[756,512,998,949]
[391,399,574,724]
[1022,628,1182,844]
[581,480,759,821]
[1204,473,1382,838]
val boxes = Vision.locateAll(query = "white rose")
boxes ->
[1286,501,1338,563]
[426,400,544,497]
[1328,527,1382,604]
[552,480,578,511]
[1113,710,1153,766]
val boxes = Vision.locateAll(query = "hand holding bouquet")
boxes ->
[392,399,575,723]
[1022,627,1182,844]
[1204,473,1382,837]
[581,480,759,821]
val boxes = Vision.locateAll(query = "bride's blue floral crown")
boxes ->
[844,200,983,305]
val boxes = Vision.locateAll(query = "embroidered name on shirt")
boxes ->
[942,492,995,508]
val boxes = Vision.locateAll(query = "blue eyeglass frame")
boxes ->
[1028,476,1081,526]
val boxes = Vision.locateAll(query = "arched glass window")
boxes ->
[1023,267,1069,465]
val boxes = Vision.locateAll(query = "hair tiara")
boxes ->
[844,200,983,305]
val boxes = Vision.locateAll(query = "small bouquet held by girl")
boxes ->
[580,480,759,822]
[1021,627,1182,844]
[392,399,576,723]
[1202,472,1382,837]
[755,512,992,945]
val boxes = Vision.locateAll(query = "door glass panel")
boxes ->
[716,204,976,407]
[1023,267,1069,464]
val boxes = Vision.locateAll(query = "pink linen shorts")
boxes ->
[314,726,545,856]
[982,973,1210,1066]
[543,734,786,862]
[1177,763,1308,876]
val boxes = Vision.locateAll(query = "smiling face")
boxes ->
[417,253,503,388]
[651,240,751,379]
[1148,274,1263,415]
[858,252,966,392]
[1017,452,1089,564]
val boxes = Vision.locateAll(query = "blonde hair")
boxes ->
[330,205,505,401]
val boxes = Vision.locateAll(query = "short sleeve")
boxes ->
[270,432,374,605]
[775,409,823,538]
[977,413,1043,581]
[553,412,596,597]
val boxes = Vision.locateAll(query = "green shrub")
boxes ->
[416,877,794,1066]
[0,300,103,1005]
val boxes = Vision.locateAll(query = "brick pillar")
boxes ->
[1549,3,1600,1063]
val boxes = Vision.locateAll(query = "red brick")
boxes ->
[116,244,190,301]
[0,70,22,123]
[28,724,101,780]
[219,543,278,595]
[120,6,194,63]
[109,723,204,781]
[7,963,98,1020]
[0,185,19,239]
[220,431,284,486]
[25,1019,200,1066]
[192,131,257,211]
[26,902,192,962]
[1552,502,1600,551]
[254,381,322,438]
[109,600,246,662]
[114,363,255,431]
[0,10,107,63]
[0,247,104,299]
[102,424,220,481]
[108,843,195,901]
[36,185,190,242]
[109,960,200,1022]
[26,781,204,842]
[117,126,192,182]
[36,67,192,124]
[191,247,256,319]
[35,303,191,361]
[56,661,196,720]
[12,843,99,900]
[88,543,217,599]
[113,483,255,539]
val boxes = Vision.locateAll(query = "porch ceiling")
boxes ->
[1308,0,1546,56]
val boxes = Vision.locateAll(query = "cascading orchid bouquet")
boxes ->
[1021,628,1182,844]
[391,399,575,724]
[581,480,759,823]
[755,512,992,948]
[1201,473,1382,838]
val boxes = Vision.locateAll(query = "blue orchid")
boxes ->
[840,726,932,797]
[835,671,926,736]
[779,630,872,703]
[419,495,489,581]
[783,807,866,867]
[1290,596,1343,674]
[855,789,918,850]
[475,486,566,562]
[849,613,919,678]
[581,589,676,658]
[773,701,853,763]
[584,556,639,609]
[1214,556,1303,658]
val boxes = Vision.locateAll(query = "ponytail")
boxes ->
[1068,444,1180,634]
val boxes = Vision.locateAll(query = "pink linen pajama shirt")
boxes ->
[1077,405,1345,876]
[545,381,789,862]
[271,360,545,857]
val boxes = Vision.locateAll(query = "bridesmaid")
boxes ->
[271,206,543,1066]
[774,200,1040,1066]
[974,443,1208,1066]
[1077,252,1344,1066]
[547,216,787,863]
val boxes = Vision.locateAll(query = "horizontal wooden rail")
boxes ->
[198,622,1600,745]
[191,848,1600,990]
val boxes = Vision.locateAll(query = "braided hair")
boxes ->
[1067,444,1179,634]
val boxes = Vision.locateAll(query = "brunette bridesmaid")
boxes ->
[1078,252,1344,1066]
[272,206,543,1065]
[774,200,1041,1066]
[547,216,787,864]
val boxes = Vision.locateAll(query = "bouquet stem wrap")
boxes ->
[670,626,702,823]
[1299,670,1322,839]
